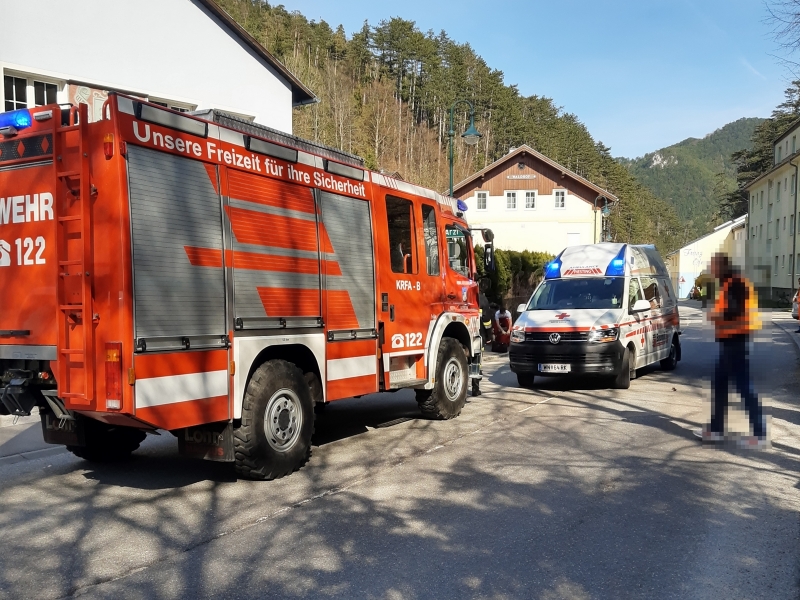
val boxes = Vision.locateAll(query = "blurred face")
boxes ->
[711,256,723,279]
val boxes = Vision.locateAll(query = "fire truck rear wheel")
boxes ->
[234,360,314,481]
[67,419,147,462]
[416,337,468,420]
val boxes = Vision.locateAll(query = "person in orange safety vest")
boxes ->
[694,253,766,449]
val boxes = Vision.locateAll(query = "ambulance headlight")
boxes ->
[588,327,619,343]
[511,329,526,343]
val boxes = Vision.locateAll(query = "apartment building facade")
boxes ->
[745,119,800,298]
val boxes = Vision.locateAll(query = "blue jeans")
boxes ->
[712,335,765,438]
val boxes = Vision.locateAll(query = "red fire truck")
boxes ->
[0,96,487,479]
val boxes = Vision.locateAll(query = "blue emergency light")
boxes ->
[605,245,627,276]
[0,109,33,131]
[457,199,469,212]
[544,258,562,279]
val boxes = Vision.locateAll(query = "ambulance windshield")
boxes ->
[527,277,624,310]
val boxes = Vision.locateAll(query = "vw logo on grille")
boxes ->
[549,333,561,344]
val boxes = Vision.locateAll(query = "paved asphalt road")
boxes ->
[0,303,798,600]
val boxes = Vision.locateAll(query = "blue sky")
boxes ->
[286,0,791,158]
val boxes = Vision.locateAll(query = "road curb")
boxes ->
[0,446,67,467]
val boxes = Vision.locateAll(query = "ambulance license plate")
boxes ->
[539,363,571,373]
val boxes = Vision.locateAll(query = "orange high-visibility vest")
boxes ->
[713,276,760,338]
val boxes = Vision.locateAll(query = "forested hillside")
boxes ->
[214,0,682,253]
[620,118,762,242]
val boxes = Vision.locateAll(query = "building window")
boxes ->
[33,81,57,106]
[783,255,786,269]
[776,220,780,239]
[794,136,797,154]
[476,191,487,211]
[3,75,27,111]
[768,203,773,222]
[759,224,762,238]
[525,191,536,209]
[784,216,787,230]
[778,185,782,202]
[791,215,795,236]
[554,190,566,209]
[775,256,779,274]
[506,192,517,210]
[794,174,797,195]
[778,146,783,163]
[761,190,764,208]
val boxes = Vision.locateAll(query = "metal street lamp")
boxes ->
[449,99,482,197]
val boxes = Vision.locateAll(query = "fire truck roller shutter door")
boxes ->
[224,171,322,322]
[127,146,226,340]
[318,191,376,331]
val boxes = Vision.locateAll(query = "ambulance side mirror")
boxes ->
[631,299,651,312]
[517,303,527,314]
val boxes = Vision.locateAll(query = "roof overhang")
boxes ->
[197,0,317,107]
[451,144,618,204]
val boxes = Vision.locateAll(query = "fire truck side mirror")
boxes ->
[483,243,495,273]
[481,229,494,243]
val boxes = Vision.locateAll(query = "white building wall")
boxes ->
[463,190,600,254]
[3,0,294,132]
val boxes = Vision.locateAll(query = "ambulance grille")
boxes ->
[525,331,588,342]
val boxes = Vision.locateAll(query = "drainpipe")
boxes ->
[792,160,799,295]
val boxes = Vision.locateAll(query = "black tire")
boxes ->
[517,373,535,388]
[611,347,634,389]
[67,418,147,462]
[234,360,314,480]
[660,337,679,371]
[416,337,469,420]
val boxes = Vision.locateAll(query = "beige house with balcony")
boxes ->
[745,119,800,298]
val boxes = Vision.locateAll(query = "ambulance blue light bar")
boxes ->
[0,109,33,132]
[544,258,562,279]
[605,245,627,276]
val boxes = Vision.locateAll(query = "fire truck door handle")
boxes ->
[390,305,395,322]
[447,293,457,300]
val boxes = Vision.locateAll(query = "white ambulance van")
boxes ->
[509,243,681,389]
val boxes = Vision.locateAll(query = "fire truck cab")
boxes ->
[0,97,485,479]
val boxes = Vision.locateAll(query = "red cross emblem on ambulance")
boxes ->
[555,313,570,320]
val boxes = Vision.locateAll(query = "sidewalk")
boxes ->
[0,419,66,466]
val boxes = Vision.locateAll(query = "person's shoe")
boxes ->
[737,436,767,450]
[693,428,724,442]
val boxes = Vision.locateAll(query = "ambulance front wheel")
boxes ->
[611,346,635,390]
[416,337,469,420]
[234,360,314,481]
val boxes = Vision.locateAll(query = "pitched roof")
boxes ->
[451,144,618,202]
[197,0,316,107]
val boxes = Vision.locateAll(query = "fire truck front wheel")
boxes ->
[416,337,469,420]
[234,360,314,480]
